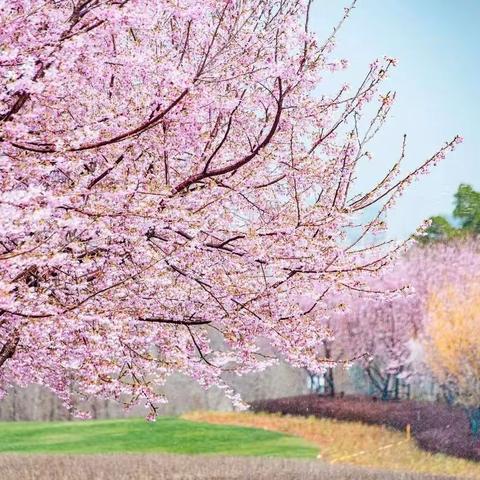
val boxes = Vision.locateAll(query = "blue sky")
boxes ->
[311,1,480,239]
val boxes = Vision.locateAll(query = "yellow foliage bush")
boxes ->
[426,283,480,407]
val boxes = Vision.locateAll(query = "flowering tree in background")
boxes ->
[320,252,423,400]
[0,0,459,416]
[336,288,420,400]
[325,240,480,401]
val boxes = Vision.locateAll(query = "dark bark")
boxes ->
[0,330,20,369]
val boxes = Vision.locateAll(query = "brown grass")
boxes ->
[0,453,457,480]
[183,411,480,479]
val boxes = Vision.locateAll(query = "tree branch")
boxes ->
[173,79,285,194]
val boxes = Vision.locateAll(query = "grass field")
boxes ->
[0,417,316,457]
[0,413,479,479]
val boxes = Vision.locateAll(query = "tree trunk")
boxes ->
[0,330,20,369]
[382,374,391,401]
[394,377,400,400]
[325,367,335,397]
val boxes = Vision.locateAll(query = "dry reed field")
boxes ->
[0,454,458,480]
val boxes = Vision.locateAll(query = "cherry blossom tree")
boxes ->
[335,284,420,400]
[0,0,460,417]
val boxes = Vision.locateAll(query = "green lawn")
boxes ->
[0,417,317,458]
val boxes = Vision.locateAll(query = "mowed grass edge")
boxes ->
[0,417,317,458]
